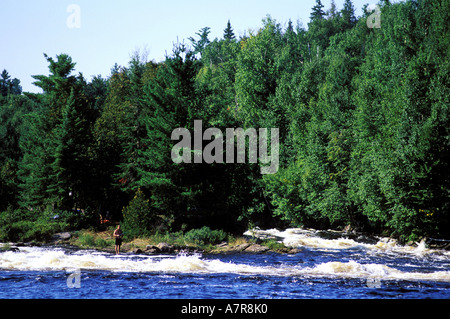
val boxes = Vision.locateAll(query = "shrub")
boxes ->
[262,239,286,251]
[79,233,95,247]
[95,237,111,249]
[0,207,69,242]
[122,189,160,238]
[184,226,228,245]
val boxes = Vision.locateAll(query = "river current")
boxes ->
[1,228,449,299]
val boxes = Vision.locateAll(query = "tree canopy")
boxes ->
[0,0,448,242]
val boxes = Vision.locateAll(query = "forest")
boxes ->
[0,0,448,243]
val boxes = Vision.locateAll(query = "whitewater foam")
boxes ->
[1,247,449,283]
[244,228,449,258]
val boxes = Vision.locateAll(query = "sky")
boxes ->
[1,0,378,93]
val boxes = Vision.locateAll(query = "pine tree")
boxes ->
[189,27,211,55]
[0,70,22,96]
[328,0,338,18]
[136,43,202,227]
[116,53,159,196]
[18,54,90,211]
[223,20,236,40]
[18,108,55,209]
[49,88,91,210]
[341,0,357,30]
[310,0,325,22]
[91,67,133,216]
[0,70,11,97]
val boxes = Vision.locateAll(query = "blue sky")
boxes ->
[2,0,376,93]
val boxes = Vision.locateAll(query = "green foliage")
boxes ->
[122,188,161,237]
[78,233,96,247]
[184,227,228,246]
[262,239,286,251]
[0,207,69,242]
[189,27,211,55]
[0,69,22,96]
[223,20,236,41]
[0,0,448,241]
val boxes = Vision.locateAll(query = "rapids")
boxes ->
[1,228,449,299]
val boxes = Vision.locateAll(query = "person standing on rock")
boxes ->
[113,224,123,255]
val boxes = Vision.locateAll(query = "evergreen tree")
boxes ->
[117,53,151,194]
[341,0,357,30]
[18,54,91,211]
[327,0,338,19]
[18,107,56,209]
[310,0,325,22]
[49,87,92,210]
[189,27,211,55]
[0,94,35,210]
[91,67,133,217]
[0,70,22,96]
[0,70,10,97]
[137,43,200,225]
[223,20,236,40]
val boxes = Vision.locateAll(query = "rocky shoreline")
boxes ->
[0,231,299,255]
[1,228,449,255]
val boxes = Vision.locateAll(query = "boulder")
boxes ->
[52,232,72,242]
[243,244,269,254]
[233,243,251,252]
[288,248,303,254]
[426,238,450,250]
[146,245,159,251]
[0,243,20,252]
[145,245,161,254]
[355,235,378,244]
[157,242,174,253]
[211,243,250,254]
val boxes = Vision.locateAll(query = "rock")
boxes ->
[157,242,174,253]
[145,245,161,253]
[355,235,378,244]
[426,238,450,250]
[133,248,143,254]
[288,248,303,254]
[145,245,161,254]
[316,230,345,240]
[233,243,251,252]
[210,243,249,254]
[52,232,72,241]
[243,229,284,243]
[0,244,20,252]
[243,244,269,253]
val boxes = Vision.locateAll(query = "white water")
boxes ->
[0,247,449,282]
[245,227,449,256]
[1,227,449,283]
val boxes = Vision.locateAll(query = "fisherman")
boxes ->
[113,224,123,255]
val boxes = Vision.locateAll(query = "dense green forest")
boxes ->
[0,0,448,242]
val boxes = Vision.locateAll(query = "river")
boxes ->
[0,228,449,299]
